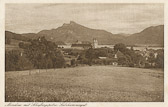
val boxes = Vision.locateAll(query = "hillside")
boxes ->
[37,21,125,44]
[125,25,164,46]
[6,21,164,46]
[5,31,30,51]
[5,31,30,42]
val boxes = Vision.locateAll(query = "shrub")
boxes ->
[5,50,33,71]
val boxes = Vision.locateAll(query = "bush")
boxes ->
[155,52,164,68]
[71,59,76,66]
[5,50,33,71]
[80,58,89,64]
[118,56,129,66]
[53,56,65,68]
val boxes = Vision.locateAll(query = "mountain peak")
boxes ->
[70,21,76,24]
[33,23,164,45]
[62,21,77,27]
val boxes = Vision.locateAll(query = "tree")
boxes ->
[118,56,129,66]
[5,50,33,71]
[71,59,76,66]
[17,55,33,70]
[85,48,94,66]
[19,42,24,48]
[24,36,65,69]
[114,43,127,52]
[148,53,156,64]
[94,49,108,58]
[155,51,164,68]
[114,43,145,67]
[5,50,19,71]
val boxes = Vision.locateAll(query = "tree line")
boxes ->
[5,38,164,71]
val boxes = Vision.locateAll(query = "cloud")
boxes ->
[5,3,164,34]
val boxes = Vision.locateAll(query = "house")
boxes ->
[110,50,125,66]
[98,50,124,66]
[64,55,78,67]
[114,50,125,59]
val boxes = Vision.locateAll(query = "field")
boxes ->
[5,66,164,102]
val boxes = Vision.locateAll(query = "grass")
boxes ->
[5,66,164,102]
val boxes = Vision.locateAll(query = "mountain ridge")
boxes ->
[125,25,164,46]
[37,21,127,44]
[6,21,164,46]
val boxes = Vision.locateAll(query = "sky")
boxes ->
[5,3,164,34]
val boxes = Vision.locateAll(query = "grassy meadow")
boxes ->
[5,66,164,102]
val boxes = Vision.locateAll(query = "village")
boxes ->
[56,38,164,68]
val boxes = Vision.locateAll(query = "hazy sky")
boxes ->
[5,3,164,34]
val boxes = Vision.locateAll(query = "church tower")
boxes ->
[93,38,98,48]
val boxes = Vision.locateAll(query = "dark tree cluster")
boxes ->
[146,49,164,68]
[84,48,112,66]
[5,50,33,71]
[24,37,65,69]
[5,37,65,71]
[114,43,144,67]
[155,51,164,68]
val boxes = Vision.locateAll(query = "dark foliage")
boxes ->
[24,36,65,69]
[85,48,95,66]
[5,50,33,71]
[155,52,164,68]
[6,36,65,71]
[114,43,144,67]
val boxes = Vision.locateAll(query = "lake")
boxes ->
[58,44,164,51]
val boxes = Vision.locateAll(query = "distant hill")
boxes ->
[6,21,164,46]
[21,33,39,39]
[22,33,66,45]
[5,31,30,42]
[117,33,131,37]
[5,31,30,51]
[125,25,164,46]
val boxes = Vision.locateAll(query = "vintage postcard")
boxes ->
[0,0,167,107]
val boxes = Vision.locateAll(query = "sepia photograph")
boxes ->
[5,3,164,102]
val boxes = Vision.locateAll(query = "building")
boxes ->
[114,50,125,59]
[71,40,92,50]
[71,38,98,49]
[93,38,98,48]
[71,44,92,50]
